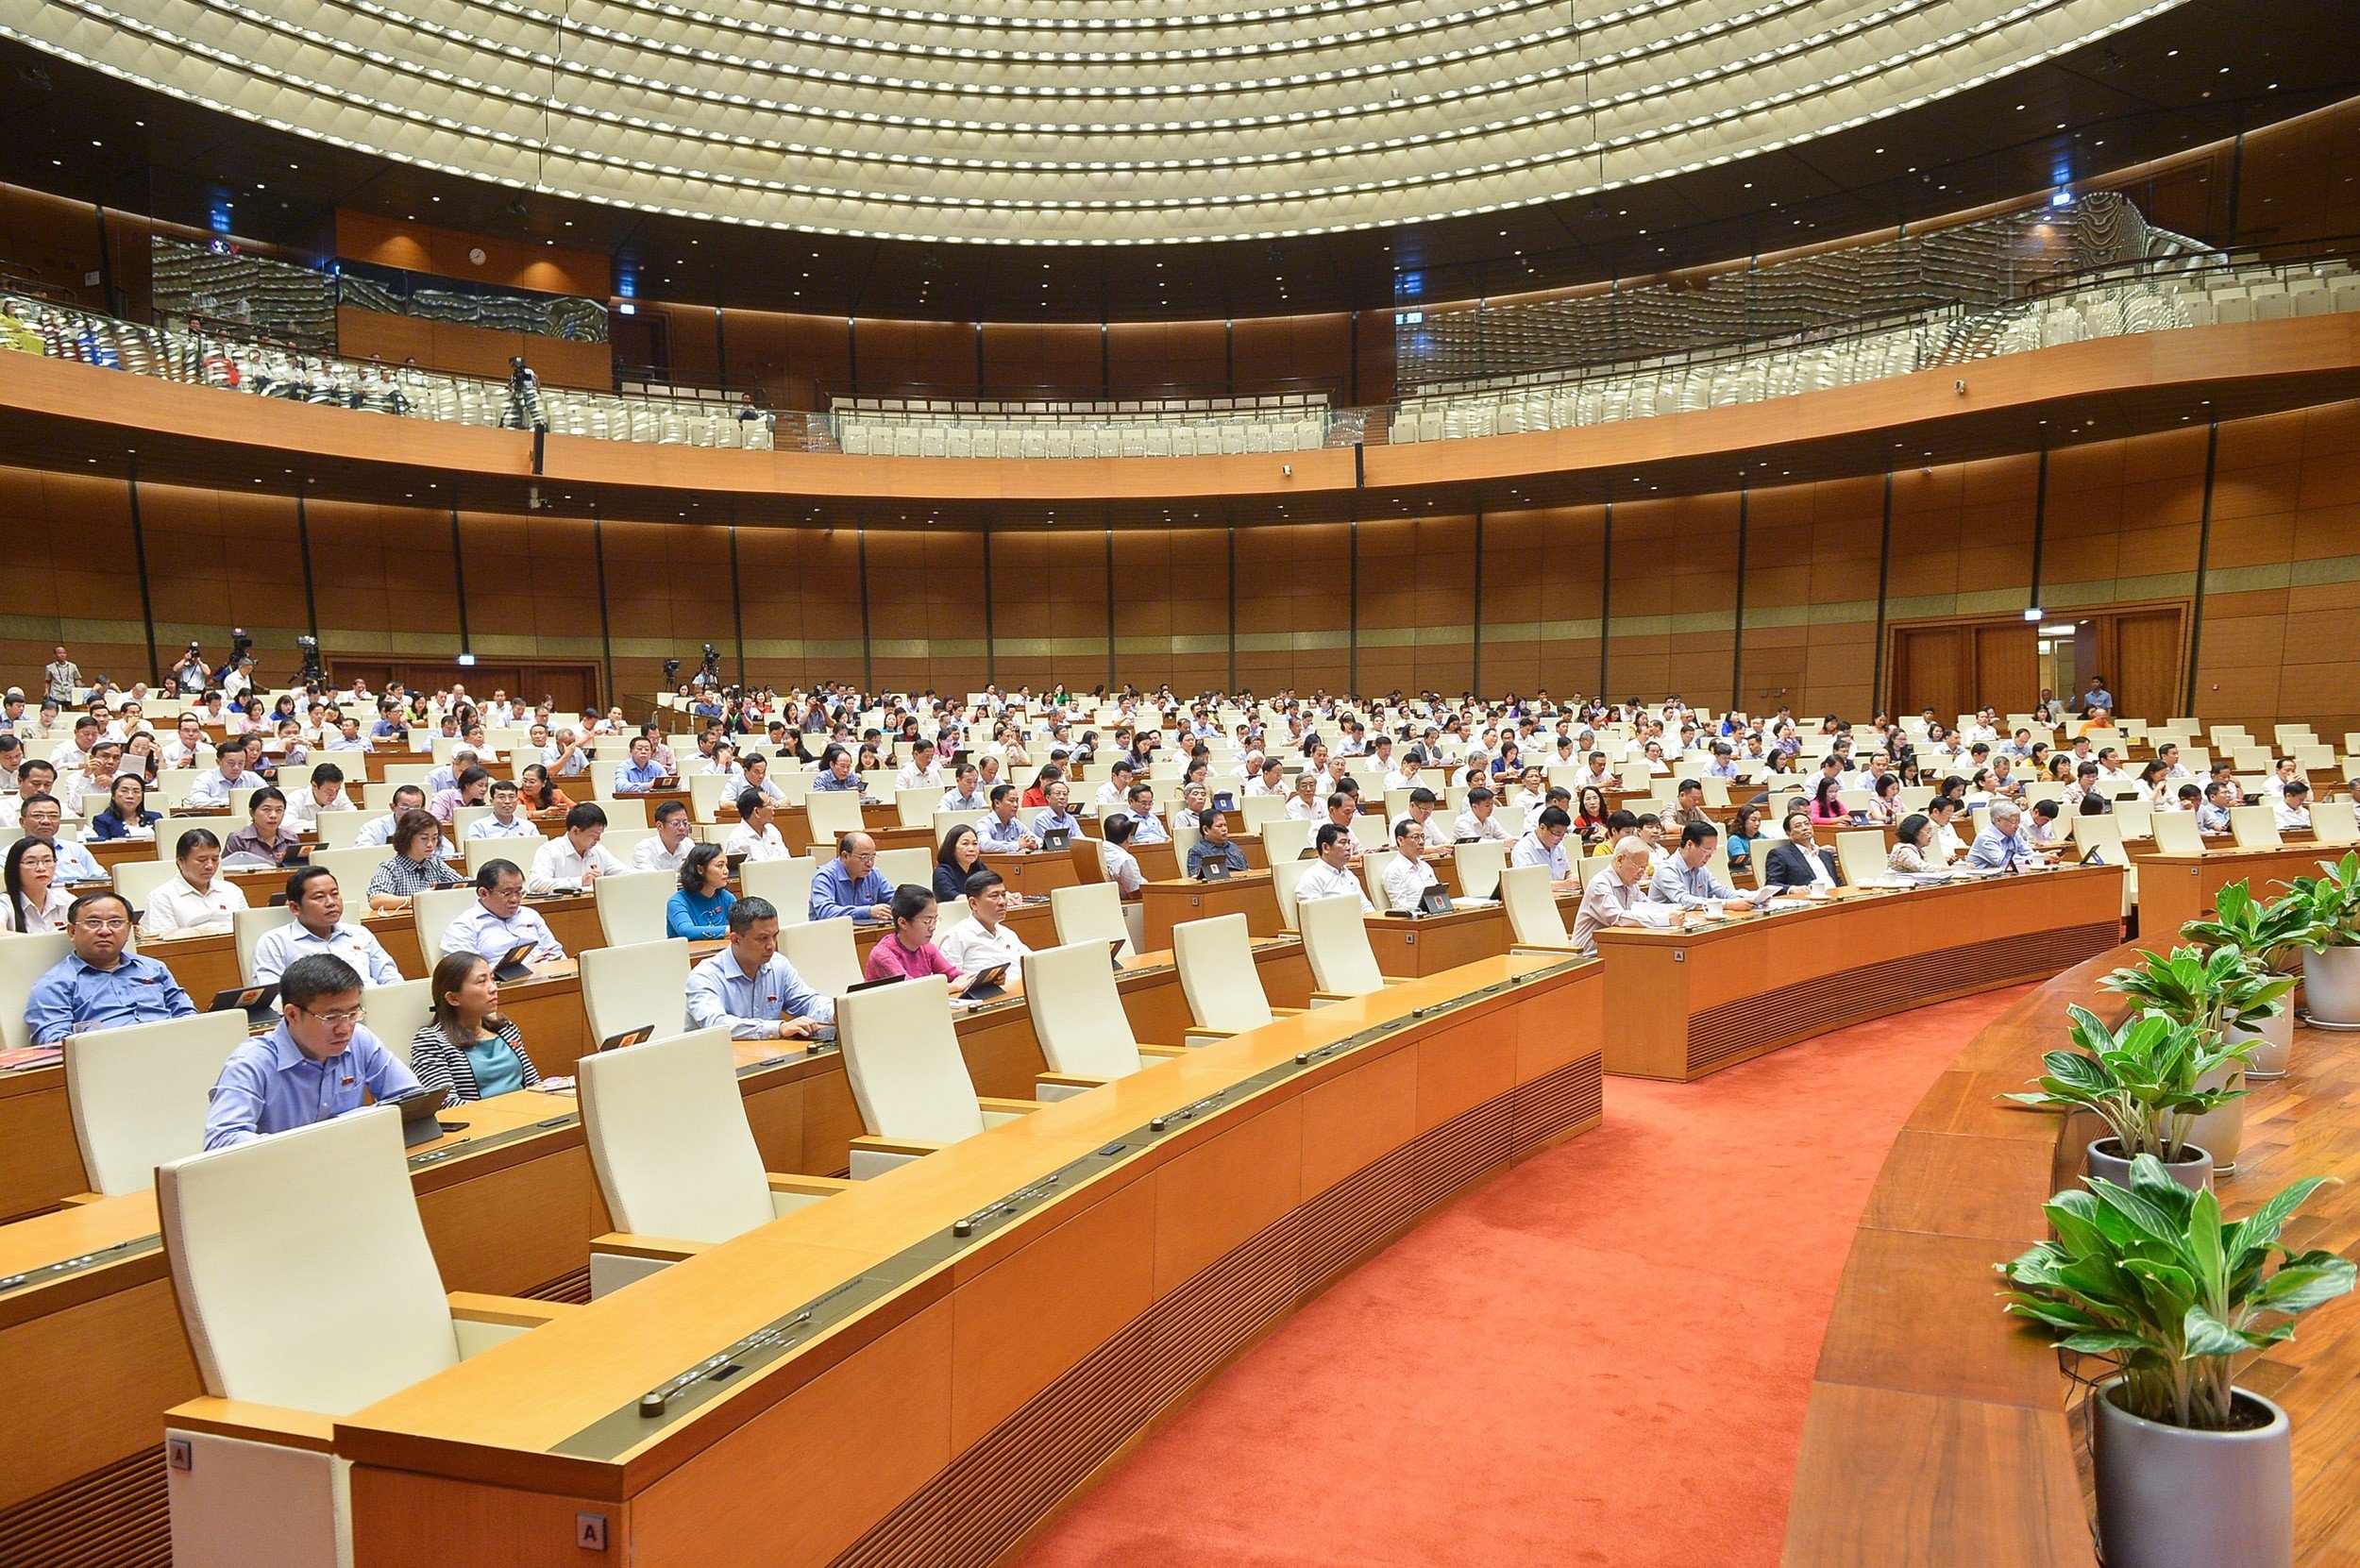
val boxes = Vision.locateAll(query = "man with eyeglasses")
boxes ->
[15,792,103,883]
[810,831,894,923]
[201,953,421,1149]
[26,891,197,1043]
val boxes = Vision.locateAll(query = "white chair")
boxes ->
[160,1110,572,1568]
[1271,858,1311,931]
[580,937,691,1049]
[150,815,223,861]
[412,885,480,971]
[894,787,939,830]
[836,975,1041,1177]
[0,930,70,1050]
[65,1011,248,1195]
[1359,847,1399,908]
[1453,839,1507,901]
[1020,940,1187,1100]
[1299,892,1403,1002]
[2314,801,2359,846]
[594,869,676,949]
[1260,818,1312,864]
[687,773,739,820]
[368,978,437,1063]
[2229,804,2282,850]
[1172,911,1302,1042]
[113,856,179,916]
[579,1028,848,1295]
[231,906,297,984]
[779,916,865,998]
[1050,880,1132,959]
[739,854,817,924]
[314,810,375,849]
[802,790,866,844]
[306,845,387,896]
[2152,811,2206,855]
[876,847,932,890]
[1498,863,1577,953]
[1834,831,1890,887]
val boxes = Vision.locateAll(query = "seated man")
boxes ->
[810,831,894,922]
[468,777,542,841]
[201,953,421,1149]
[938,762,988,814]
[16,791,103,882]
[725,791,791,861]
[525,802,630,893]
[1098,815,1147,897]
[2025,798,2066,849]
[1965,799,2051,870]
[632,799,699,871]
[441,860,566,969]
[976,784,1039,853]
[936,868,1032,979]
[1510,805,1578,893]
[1763,811,1844,890]
[26,891,198,1043]
[1294,822,1374,912]
[895,738,950,793]
[1454,785,1510,842]
[612,734,674,795]
[1031,780,1082,843]
[356,784,429,848]
[1649,821,1738,911]
[284,762,357,831]
[1380,818,1443,912]
[1120,782,1170,845]
[686,896,834,1041]
[251,867,402,986]
[1573,839,1660,956]
[1187,809,1249,877]
[2198,780,2235,834]
[183,743,253,809]
[2276,778,2314,833]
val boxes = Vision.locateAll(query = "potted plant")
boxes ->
[2289,851,2360,1029]
[2099,946,2290,1173]
[2181,881,2325,1078]
[2004,1005,2249,1189]
[1998,1157,2353,1568]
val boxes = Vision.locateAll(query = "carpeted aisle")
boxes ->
[1017,986,2033,1568]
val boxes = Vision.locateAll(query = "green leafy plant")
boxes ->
[1999,1156,2353,1429]
[2101,943,2294,1037]
[2005,1006,2252,1161]
[2289,851,2360,951]
[2181,880,2331,973]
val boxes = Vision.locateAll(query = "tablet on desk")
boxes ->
[1040,828,1071,852]
[847,973,904,992]
[1419,886,1455,916]
[598,1025,654,1054]
[208,983,279,1025]
[490,941,539,983]
[1197,858,1232,882]
[392,1089,459,1149]
[962,964,1010,1003]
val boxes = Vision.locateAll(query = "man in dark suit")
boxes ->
[1762,809,1842,892]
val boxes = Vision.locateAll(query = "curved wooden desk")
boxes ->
[1783,942,2360,1565]
[331,954,1605,1568]
[1595,867,2125,1081]
[2131,841,2341,936]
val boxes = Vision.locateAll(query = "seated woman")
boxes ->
[1808,777,1850,825]
[141,827,250,938]
[367,809,464,912]
[1,836,72,932]
[1724,804,1764,878]
[666,843,736,939]
[934,823,983,903]
[223,786,303,866]
[520,763,574,820]
[863,885,980,995]
[409,952,541,1105]
[1887,813,1940,874]
[86,774,161,841]
[1572,785,1611,846]
[1863,774,1904,826]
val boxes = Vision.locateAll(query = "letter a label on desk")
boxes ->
[577,1513,609,1551]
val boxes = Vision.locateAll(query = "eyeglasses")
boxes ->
[295,1003,367,1026]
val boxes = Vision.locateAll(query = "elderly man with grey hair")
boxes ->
[1573,837,1659,955]
[1966,798,2051,870]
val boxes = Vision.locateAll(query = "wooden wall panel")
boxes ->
[2040,428,2205,610]
[0,465,148,684]
[135,479,307,658]
[736,525,866,691]
[980,327,1103,398]
[854,321,976,400]
[1476,506,1603,700]
[1353,515,1475,697]
[1606,493,1739,703]
[1111,527,1229,694]
[1884,455,2040,622]
[1104,322,1229,399]
[1230,314,1352,396]
[597,515,735,699]
[867,529,987,694]
[991,529,1110,692]
[1234,522,1350,694]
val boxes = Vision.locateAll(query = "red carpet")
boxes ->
[1018,986,2031,1568]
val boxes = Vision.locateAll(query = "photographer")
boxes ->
[171,641,211,697]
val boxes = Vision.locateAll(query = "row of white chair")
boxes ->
[835,416,1327,458]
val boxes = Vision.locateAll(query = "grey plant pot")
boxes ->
[2184,1064,2246,1175]
[2228,1001,2295,1080]
[2094,1380,2291,1568]
[2088,1138,2213,1192]
[2305,944,2360,1028]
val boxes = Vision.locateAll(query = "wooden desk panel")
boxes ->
[981,850,1079,900]
[2132,842,2337,936]
[1140,871,1282,951]
[1596,868,2124,1081]
[1366,905,1510,977]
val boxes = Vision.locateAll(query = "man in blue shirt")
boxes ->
[1966,800,2053,870]
[613,734,671,794]
[26,891,198,1043]
[1650,821,1741,909]
[686,897,835,1041]
[16,793,104,883]
[1186,810,1250,877]
[202,953,422,1149]
[976,785,1038,852]
[810,832,895,922]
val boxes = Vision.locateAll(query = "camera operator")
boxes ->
[171,641,211,697]
[502,356,545,432]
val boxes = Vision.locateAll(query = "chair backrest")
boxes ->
[594,869,675,949]
[1239,794,1288,833]
[1270,858,1310,930]
[1050,881,1131,958]
[369,978,436,1063]
[594,799,650,831]
[413,885,481,971]
[739,854,816,924]
[1453,838,1507,900]
[2071,813,2127,867]
[1498,863,1573,949]
[1021,941,1147,1080]
[894,787,937,830]
[837,974,985,1144]
[779,917,864,998]
[580,937,692,1046]
[158,1108,457,1412]
[1834,830,1888,886]
[1260,818,1312,865]
[2314,800,2359,846]
[232,904,296,983]
[449,805,492,841]
[0,930,71,1050]
[1359,847,1398,907]
[2114,801,2154,841]
[308,844,388,894]
[579,1027,773,1243]
[2152,810,2205,855]
[876,847,932,891]
[150,815,221,861]
[1172,912,1275,1034]
[1300,892,1387,997]
[2229,803,2282,850]
[112,856,179,914]
[687,773,737,820]
[66,1010,248,1195]
[802,790,866,843]
[315,809,375,848]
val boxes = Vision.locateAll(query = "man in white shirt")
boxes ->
[356,785,428,849]
[182,744,251,809]
[2275,780,2314,833]
[1380,819,1444,913]
[936,868,1032,981]
[894,738,950,793]
[1245,757,1289,798]
[161,714,210,770]
[441,861,566,970]
[62,742,121,816]
[466,778,540,841]
[1098,816,1147,896]
[1095,759,1141,812]
[249,867,402,986]
[526,803,631,893]
[1119,783,1170,845]
[1454,785,1510,842]
[284,764,357,832]
[1573,840,1660,955]
[939,763,989,814]
[1296,822,1374,912]
[633,800,699,872]
[2263,758,2302,801]
[1285,771,1324,823]
[1511,805,1578,892]
[726,793,792,862]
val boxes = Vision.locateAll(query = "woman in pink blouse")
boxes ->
[863,885,982,995]
[1809,776,1851,825]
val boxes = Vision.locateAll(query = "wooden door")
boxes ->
[2112,611,2183,725]
[1971,623,2038,716]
